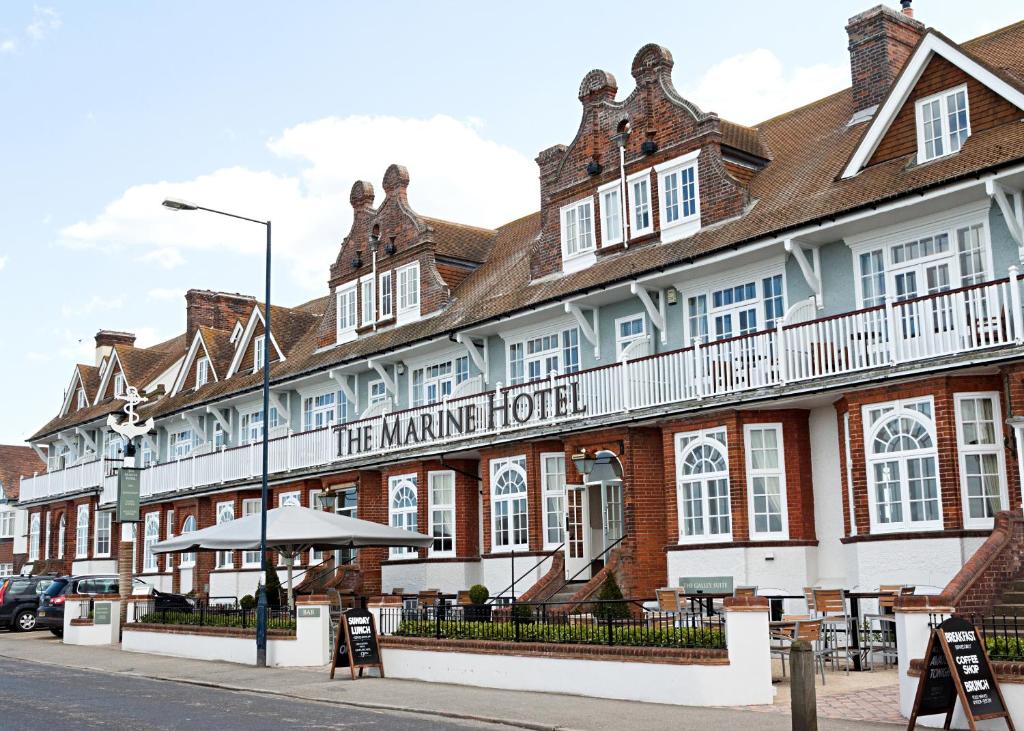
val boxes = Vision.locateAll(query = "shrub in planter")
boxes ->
[468,584,489,605]
[240,594,256,610]
[592,575,630,621]
[464,584,492,622]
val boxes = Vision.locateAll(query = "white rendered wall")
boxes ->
[845,538,973,595]
[667,545,815,597]
[179,567,193,595]
[810,406,846,584]
[12,508,27,556]
[71,559,117,575]
[381,561,482,595]
[481,555,548,600]
[62,599,121,646]
[208,570,262,602]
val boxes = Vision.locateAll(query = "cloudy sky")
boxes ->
[1,1,1021,446]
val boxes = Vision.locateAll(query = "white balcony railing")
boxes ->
[20,269,1024,505]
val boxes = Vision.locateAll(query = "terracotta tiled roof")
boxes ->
[720,119,769,160]
[196,326,235,380]
[421,217,498,263]
[0,445,45,499]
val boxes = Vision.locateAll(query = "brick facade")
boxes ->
[846,3,924,111]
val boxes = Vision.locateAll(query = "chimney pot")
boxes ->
[901,0,913,18]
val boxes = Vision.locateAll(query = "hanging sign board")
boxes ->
[330,608,384,680]
[116,468,142,523]
[908,616,1015,730]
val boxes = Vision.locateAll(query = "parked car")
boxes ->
[37,575,194,636]
[0,575,56,632]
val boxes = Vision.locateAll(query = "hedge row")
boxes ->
[392,619,725,648]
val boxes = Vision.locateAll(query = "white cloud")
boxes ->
[147,287,185,301]
[0,255,7,271]
[60,115,539,292]
[26,351,51,363]
[681,49,848,126]
[26,6,60,41]
[61,295,124,318]
[0,39,16,54]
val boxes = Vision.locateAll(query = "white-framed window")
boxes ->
[686,273,785,343]
[240,406,280,445]
[361,276,375,326]
[428,471,455,556]
[43,512,50,560]
[242,498,262,567]
[215,501,235,568]
[560,196,595,262]
[0,509,14,539]
[143,512,160,573]
[397,262,420,316]
[507,327,580,385]
[491,456,528,551]
[169,428,194,459]
[656,151,701,241]
[75,504,89,558]
[745,424,788,539]
[253,334,266,371]
[76,388,87,410]
[196,357,210,388]
[598,180,623,247]
[113,372,125,398]
[863,397,942,533]
[368,379,388,407]
[336,283,358,338]
[541,453,566,548]
[915,84,970,163]
[675,428,732,543]
[165,509,174,569]
[56,514,66,559]
[628,169,653,237]
[213,422,226,449]
[388,475,418,559]
[180,515,197,568]
[303,390,336,431]
[379,271,393,319]
[28,513,40,561]
[859,250,887,307]
[411,356,469,407]
[140,439,157,467]
[104,432,125,461]
[615,314,647,359]
[94,510,111,557]
[955,393,1008,528]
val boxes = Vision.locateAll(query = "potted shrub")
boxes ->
[464,584,492,622]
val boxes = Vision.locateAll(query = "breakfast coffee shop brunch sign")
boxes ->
[337,380,587,457]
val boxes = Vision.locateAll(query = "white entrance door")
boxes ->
[600,480,624,552]
[564,485,591,581]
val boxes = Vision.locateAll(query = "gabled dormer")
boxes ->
[226,306,286,378]
[318,165,496,348]
[59,364,98,417]
[532,44,760,280]
[94,348,128,403]
[170,327,231,396]
[842,30,1024,178]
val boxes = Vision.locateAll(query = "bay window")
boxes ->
[389,475,418,558]
[428,471,455,556]
[675,428,732,543]
[955,393,1008,527]
[745,424,788,539]
[491,456,528,551]
[915,85,969,163]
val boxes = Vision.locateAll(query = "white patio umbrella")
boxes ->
[151,505,431,607]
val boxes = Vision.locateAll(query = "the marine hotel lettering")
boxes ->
[337,381,587,456]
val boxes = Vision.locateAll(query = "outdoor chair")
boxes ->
[862,584,914,668]
[771,619,827,685]
[813,588,857,674]
[654,588,696,628]
[456,590,472,605]
[803,586,820,616]
[418,589,442,618]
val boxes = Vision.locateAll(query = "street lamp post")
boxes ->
[162,198,273,668]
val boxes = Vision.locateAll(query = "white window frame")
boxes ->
[674,427,733,544]
[113,372,125,398]
[560,196,596,273]
[388,474,418,559]
[655,150,701,243]
[598,179,624,247]
[253,334,266,371]
[75,504,89,558]
[76,388,87,410]
[379,270,393,319]
[196,357,210,388]
[56,513,66,559]
[28,513,40,561]
[169,428,194,459]
[490,456,529,552]
[396,262,420,321]
[0,508,14,539]
[915,84,970,164]
[336,283,358,341]
[614,314,647,359]
[143,512,160,573]
[863,396,943,534]
[954,392,1009,529]
[215,501,235,569]
[540,453,566,549]
[302,387,337,431]
[409,353,469,407]
[360,275,375,326]
[239,404,280,445]
[627,167,653,238]
[368,379,388,407]
[744,423,789,540]
[427,470,456,557]
[680,261,787,344]
[242,498,263,567]
[94,510,112,558]
[180,515,197,568]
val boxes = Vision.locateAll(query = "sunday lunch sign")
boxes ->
[330,608,383,680]
[908,616,1014,730]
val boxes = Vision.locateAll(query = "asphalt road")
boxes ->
[0,656,499,731]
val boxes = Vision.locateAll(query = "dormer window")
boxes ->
[196,357,209,388]
[379,271,393,319]
[915,84,970,163]
[627,169,653,238]
[656,150,701,242]
[113,372,125,398]
[361,276,375,326]
[560,198,595,260]
[598,181,623,247]
[396,263,420,321]
[336,283,357,340]
[76,388,87,410]
[253,334,266,371]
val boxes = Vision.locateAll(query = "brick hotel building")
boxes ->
[11,2,1024,607]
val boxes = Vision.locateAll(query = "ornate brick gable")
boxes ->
[531,44,752,281]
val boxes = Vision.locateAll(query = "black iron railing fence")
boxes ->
[133,600,295,631]
[380,598,726,649]
[928,613,1024,660]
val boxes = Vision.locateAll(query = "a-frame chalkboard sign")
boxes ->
[329,608,384,680]
[908,616,1015,730]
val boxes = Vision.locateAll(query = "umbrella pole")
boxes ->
[286,552,295,610]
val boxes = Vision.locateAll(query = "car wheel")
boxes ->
[49,628,63,638]
[14,610,36,632]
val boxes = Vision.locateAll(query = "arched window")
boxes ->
[865,398,941,532]
[389,475,418,558]
[57,514,66,559]
[491,456,528,550]
[180,515,197,568]
[28,514,40,561]
[215,502,234,568]
[675,429,732,542]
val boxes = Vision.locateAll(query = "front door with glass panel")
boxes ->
[564,486,591,581]
[599,480,624,553]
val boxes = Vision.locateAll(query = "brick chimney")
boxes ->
[185,290,256,342]
[94,330,136,366]
[846,2,925,112]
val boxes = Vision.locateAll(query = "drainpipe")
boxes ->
[612,124,631,248]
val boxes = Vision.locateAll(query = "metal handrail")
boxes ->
[542,533,626,603]
[488,542,564,605]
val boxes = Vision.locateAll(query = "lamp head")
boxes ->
[162,198,199,211]
[317,492,338,511]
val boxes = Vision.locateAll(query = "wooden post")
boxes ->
[790,640,818,731]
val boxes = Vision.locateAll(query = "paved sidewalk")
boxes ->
[0,632,901,730]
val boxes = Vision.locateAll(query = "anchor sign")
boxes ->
[105,386,155,441]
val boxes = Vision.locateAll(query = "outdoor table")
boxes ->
[845,590,889,671]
